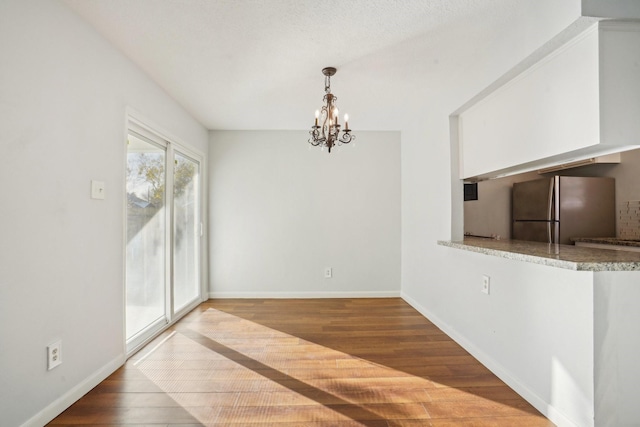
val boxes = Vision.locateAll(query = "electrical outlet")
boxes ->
[482,275,490,295]
[324,267,332,278]
[47,341,62,370]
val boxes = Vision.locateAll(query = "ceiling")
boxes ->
[63,0,533,131]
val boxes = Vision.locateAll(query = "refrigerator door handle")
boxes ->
[547,178,556,243]
[547,178,555,221]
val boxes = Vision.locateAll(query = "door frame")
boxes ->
[124,110,207,357]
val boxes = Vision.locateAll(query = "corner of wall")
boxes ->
[449,115,464,241]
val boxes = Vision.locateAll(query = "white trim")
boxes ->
[132,331,178,366]
[599,20,640,32]
[208,291,401,299]
[126,316,169,356]
[121,113,129,359]
[166,140,176,322]
[126,107,206,160]
[197,136,209,305]
[20,354,125,427]
[400,292,582,427]
[126,299,201,358]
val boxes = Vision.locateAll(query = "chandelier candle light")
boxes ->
[308,67,354,153]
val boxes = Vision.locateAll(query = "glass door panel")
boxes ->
[125,134,167,343]
[173,153,200,312]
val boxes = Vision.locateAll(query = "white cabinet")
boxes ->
[458,21,640,180]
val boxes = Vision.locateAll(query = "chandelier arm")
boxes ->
[320,104,330,141]
[338,132,354,144]
[308,126,322,145]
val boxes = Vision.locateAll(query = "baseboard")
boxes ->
[400,292,581,427]
[208,290,401,299]
[21,354,125,427]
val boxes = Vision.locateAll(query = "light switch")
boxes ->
[91,180,105,200]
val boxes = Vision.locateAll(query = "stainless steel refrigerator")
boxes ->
[512,176,615,244]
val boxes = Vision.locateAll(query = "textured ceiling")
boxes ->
[63,0,532,131]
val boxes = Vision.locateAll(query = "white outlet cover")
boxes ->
[91,180,105,199]
[47,340,62,370]
[324,267,332,278]
[482,275,490,294]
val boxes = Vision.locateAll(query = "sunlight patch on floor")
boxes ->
[132,308,433,424]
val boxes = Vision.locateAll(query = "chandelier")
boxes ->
[308,67,354,153]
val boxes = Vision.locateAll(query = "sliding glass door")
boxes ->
[125,122,202,354]
[173,153,200,312]
[126,135,167,344]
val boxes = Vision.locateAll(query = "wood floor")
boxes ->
[49,298,554,426]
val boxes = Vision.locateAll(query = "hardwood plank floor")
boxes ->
[49,298,554,426]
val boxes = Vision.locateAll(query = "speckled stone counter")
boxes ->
[572,237,640,247]
[438,237,640,271]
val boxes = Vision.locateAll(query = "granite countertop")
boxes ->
[438,237,640,271]
[571,237,640,247]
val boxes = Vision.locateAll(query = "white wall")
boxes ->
[404,249,595,427]
[594,272,640,426]
[3,0,637,426]
[401,2,640,426]
[0,1,207,426]
[208,130,400,297]
[400,2,593,426]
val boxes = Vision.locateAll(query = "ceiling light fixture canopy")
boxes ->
[309,67,354,153]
